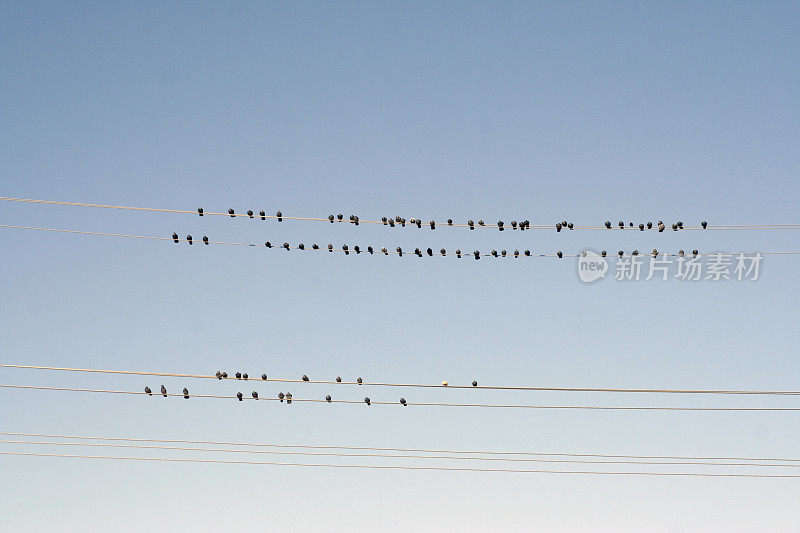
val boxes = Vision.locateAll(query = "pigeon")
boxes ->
[658,223,665,232]
[242,373,248,380]
[197,207,204,216]
[368,246,374,254]
[511,221,518,230]
[652,249,658,257]
[415,219,422,228]
[647,222,653,229]
[381,216,387,225]
[456,249,462,258]
[427,248,433,256]
[414,248,422,257]
[639,224,644,231]
[283,242,290,251]
[632,250,639,256]
[618,221,624,229]
[145,386,152,395]
[556,223,562,232]
[525,250,531,256]
[328,244,333,252]
[215,371,222,380]
[567,223,573,230]
[235,372,242,379]
[501,250,507,257]
[478,220,485,226]
[312,244,319,249]
[278,392,285,402]
[440,248,446,256]
[298,243,305,250]
[286,392,292,404]
[514,250,519,258]
[468,220,475,230]
[388,219,395,227]
[382,247,388,255]
[329,215,335,223]
[693,249,699,257]
[601,250,607,257]
[183,388,189,399]
[342,244,349,255]
[221,372,228,378]
[491,250,498,257]
[397,247,403,257]
[618,251,624,257]
[338,214,344,221]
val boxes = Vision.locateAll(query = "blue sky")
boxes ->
[1,2,798,531]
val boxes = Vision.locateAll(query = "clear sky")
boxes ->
[1,2,798,531]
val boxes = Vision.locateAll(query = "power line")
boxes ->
[5,431,797,463]
[3,196,800,232]
[2,364,798,396]
[2,384,798,411]
[1,439,797,468]
[2,224,800,259]
[1,451,797,477]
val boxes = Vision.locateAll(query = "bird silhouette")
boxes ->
[236,392,243,401]
[247,210,254,218]
[197,207,204,216]
[302,375,309,382]
[400,398,407,405]
[472,381,478,387]
[228,208,235,218]
[186,235,192,245]
[364,397,371,405]
[261,374,267,380]
[202,236,209,245]
[145,386,152,395]
[276,211,283,222]
[183,388,189,399]
[160,385,167,397]
[326,395,332,403]
[252,391,259,399]
[172,233,179,243]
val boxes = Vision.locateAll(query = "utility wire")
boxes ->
[2,224,799,259]
[2,384,798,411]
[2,364,798,396]
[1,439,797,468]
[1,451,797,477]
[3,196,799,232]
[4,431,797,463]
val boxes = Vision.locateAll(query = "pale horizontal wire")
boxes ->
[1,439,798,468]
[2,224,799,258]
[1,451,797,477]
[2,364,798,395]
[2,384,798,411]
[5,431,797,463]
[3,196,800,231]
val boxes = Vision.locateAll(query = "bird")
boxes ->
[221,372,228,378]
[381,216,387,225]
[639,224,644,231]
[618,251,624,257]
[556,223,562,232]
[336,377,342,382]
[312,243,320,250]
[415,219,422,228]
[350,215,359,226]
[328,244,333,252]
[364,397,371,405]
[524,250,531,256]
[491,250,498,257]
[414,248,422,257]
[468,220,475,230]
[145,386,152,395]
[278,392,285,402]
[388,218,395,227]
[647,222,653,229]
[236,392,243,401]
[261,374,267,380]
[357,377,363,384]
[302,374,309,381]
[693,249,699,256]
[172,233,179,243]
[342,244,349,255]
[456,249,462,258]
[400,398,407,405]
[252,391,259,399]
[501,250,507,257]
[429,221,435,229]
[557,251,563,258]
[478,220,485,226]
[202,236,209,245]
[183,388,189,399]
[298,243,305,250]
[276,211,283,222]
[514,250,519,258]
[215,371,222,379]
[677,221,684,229]
[427,248,433,256]
[474,251,480,260]
[618,221,624,229]
[260,210,266,220]
[658,223,665,232]
[186,235,193,245]
[160,385,167,397]
[235,372,242,379]
[672,223,678,231]
[497,221,504,231]
[228,208,235,218]
[382,247,388,255]
[652,249,658,257]
[285,392,292,404]
[567,223,573,230]
[329,214,335,223]
[247,210,254,218]
[400,218,406,227]
[242,373,248,380]
[397,247,403,257]
[283,242,290,250]
[605,221,612,229]
[338,214,344,221]
[441,380,448,386]
[265,241,272,248]
[511,221,518,230]
[678,250,685,257]
[601,250,607,257]
[472,381,478,387]
[368,246,374,254]
[632,250,639,256]
[440,248,446,256]
[326,395,332,403]
[197,207,204,216]
[701,221,708,229]
[447,219,453,226]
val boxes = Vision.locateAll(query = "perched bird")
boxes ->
[381,216,387,225]
[197,207,204,216]
[429,221,435,229]
[221,372,228,378]
[501,250,507,257]
[172,233,179,243]
[478,220,485,226]
[491,250,498,257]
[557,251,563,258]
[415,219,422,228]
[618,221,624,229]
[336,377,342,382]
[236,392,243,401]
[183,388,189,399]
[186,235,193,245]
[497,221,504,231]
[456,249,462,258]
[261,373,267,380]
[350,215,359,226]
[632,250,639,256]
[652,249,659,257]
[388,219,395,227]
[235,372,242,379]
[337,214,344,222]
[678,250,685,257]
[326,395,332,403]
[276,211,283,222]
[283,242,290,250]
[202,236,209,245]
[368,246,374,254]
[342,244,349,255]
[472,381,478,387]
[329,214,335,223]
[474,251,480,260]
[441,380,448,386]
[312,243,319,250]
[427,248,433,256]
[242,373,248,380]
[672,223,678,231]
[601,250,607,257]
[447,219,453,226]
[567,223,573,230]
[400,218,406,227]
[677,221,684,229]
[265,241,272,248]
[260,210,266,220]
[328,244,333,252]
[414,248,422,257]
[298,243,305,250]
[357,377,363,384]
[556,223,562,232]
[639,224,644,231]
[302,374,309,382]
[511,221,518,230]
[161,385,167,397]
[618,250,624,257]
[381,247,388,255]
[693,249,699,256]
[228,208,235,218]
[524,250,531,256]
[605,221,612,229]
[285,392,292,404]
[215,371,222,380]
[468,220,475,230]
[247,210,254,218]
[396,247,403,257]
[658,223,665,232]
[252,391,259,399]
[440,248,446,256]
[514,250,519,258]
[647,222,653,229]
[400,398,407,405]
[278,392,285,402]
[701,221,708,229]
[364,397,371,405]
[354,246,360,254]
[145,386,152,395]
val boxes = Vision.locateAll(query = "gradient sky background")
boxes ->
[1,2,799,531]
